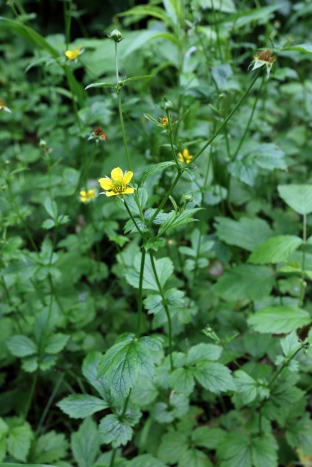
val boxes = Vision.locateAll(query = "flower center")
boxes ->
[112,180,126,193]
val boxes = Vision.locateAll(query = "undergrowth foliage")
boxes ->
[2,1,312,466]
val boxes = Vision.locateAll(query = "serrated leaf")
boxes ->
[179,448,213,467]
[82,351,111,401]
[85,82,114,90]
[128,454,167,467]
[217,432,252,467]
[139,162,176,185]
[44,197,57,219]
[192,427,226,449]
[248,306,311,334]
[44,333,69,354]
[234,370,269,405]
[186,343,222,365]
[228,157,258,186]
[158,432,189,464]
[169,368,195,396]
[212,264,274,301]
[7,423,33,462]
[125,253,173,291]
[248,236,302,264]
[99,414,133,448]
[123,75,154,83]
[30,431,68,464]
[193,362,236,393]
[42,219,55,230]
[249,143,286,171]
[57,394,108,419]
[278,184,312,215]
[215,217,273,251]
[6,335,38,357]
[280,331,302,358]
[158,208,202,236]
[98,333,155,401]
[143,238,166,251]
[131,374,159,406]
[71,418,100,467]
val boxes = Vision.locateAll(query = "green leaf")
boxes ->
[199,0,236,12]
[248,306,311,334]
[278,184,312,215]
[128,454,167,467]
[193,362,236,393]
[119,7,174,28]
[212,265,274,301]
[286,413,312,455]
[99,414,133,448]
[215,217,273,251]
[6,335,38,357]
[85,82,115,90]
[228,158,258,186]
[139,162,176,185]
[186,343,222,365]
[180,449,213,467]
[7,423,33,462]
[158,208,202,236]
[248,143,286,171]
[280,331,302,358]
[217,432,252,467]
[288,44,312,54]
[57,394,108,419]
[234,370,269,404]
[131,375,159,406]
[44,197,58,219]
[142,238,166,252]
[192,427,226,449]
[71,418,100,467]
[169,368,195,396]
[125,254,173,291]
[44,333,69,354]
[42,219,55,230]
[98,333,156,401]
[123,75,154,83]
[248,236,302,264]
[251,435,278,467]
[30,431,68,464]
[158,432,189,464]
[82,351,111,401]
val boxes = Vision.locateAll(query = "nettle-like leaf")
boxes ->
[57,394,108,419]
[71,418,100,467]
[212,264,274,301]
[234,370,269,405]
[98,333,161,402]
[6,419,33,462]
[191,426,226,450]
[248,306,311,334]
[6,335,38,357]
[99,414,133,448]
[192,363,236,393]
[278,184,312,215]
[214,217,273,251]
[125,253,173,291]
[139,161,176,185]
[29,431,69,464]
[82,351,112,401]
[127,454,168,467]
[144,288,185,315]
[248,236,302,264]
[131,374,159,406]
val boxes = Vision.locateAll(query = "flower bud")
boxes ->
[108,28,123,43]
[183,192,193,203]
[160,98,173,111]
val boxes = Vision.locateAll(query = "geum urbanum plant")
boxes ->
[54,23,312,467]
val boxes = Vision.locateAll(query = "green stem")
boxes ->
[167,111,179,167]
[232,73,265,159]
[23,370,38,421]
[109,448,117,467]
[298,213,307,307]
[36,372,65,433]
[148,70,262,227]
[149,252,174,371]
[136,249,146,339]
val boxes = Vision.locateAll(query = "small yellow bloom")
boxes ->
[160,116,169,126]
[178,149,193,164]
[65,45,83,61]
[80,189,95,203]
[98,167,134,197]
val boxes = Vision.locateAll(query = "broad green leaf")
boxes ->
[248,236,302,264]
[199,0,236,12]
[229,5,280,28]
[248,143,286,171]
[179,448,213,467]
[99,414,132,448]
[98,333,156,401]
[6,335,38,357]
[85,82,114,90]
[280,331,302,358]
[71,418,99,467]
[7,423,33,462]
[286,413,312,455]
[139,162,176,185]
[123,75,154,83]
[158,432,189,464]
[289,44,312,54]
[125,254,173,291]
[82,352,111,401]
[131,375,159,406]
[215,217,273,251]
[29,431,68,464]
[248,306,311,334]
[119,7,174,28]
[57,394,108,419]
[186,343,222,365]
[251,435,278,467]
[228,158,258,186]
[234,370,269,405]
[142,238,166,252]
[193,362,236,393]
[44,333,69,354]
[217,432,252,467]
[192,427,226,449]
[278,184,312,215]
[212,265,274,301]
[44,198,57,219]
[169,368,195,396]
[128,454,168,467]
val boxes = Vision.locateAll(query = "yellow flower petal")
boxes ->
[98,177,113,190]
[183,149,189,158]
[111,167,123,181]
[123,187,134,194]
[65,47,80,60]
[106,191,118,197]
[80,191,87,197]
[123,171,133,184]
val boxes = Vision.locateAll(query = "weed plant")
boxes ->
[1,1,312,466]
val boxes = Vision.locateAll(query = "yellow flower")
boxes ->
[65,45,83,60]
[160,116,169,126]
[80,189,95,203]
[98,167,134,197]
[178,149,193,164]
